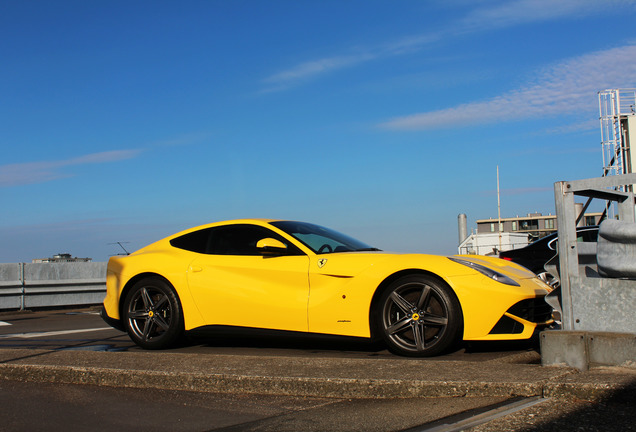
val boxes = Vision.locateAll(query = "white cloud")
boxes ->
[456,0,634,33]
[0,149,142,187]
[265,54,374,84]
[261,52,376,93]
[261,0,635,92]
[380,44,636,130]
[481,186,554,197]
[545,119,599,135]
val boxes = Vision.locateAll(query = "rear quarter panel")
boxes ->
[104,243,206,330]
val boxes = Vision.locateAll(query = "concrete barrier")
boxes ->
[0,262,106,311]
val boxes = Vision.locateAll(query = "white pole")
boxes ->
[497,165,502,252]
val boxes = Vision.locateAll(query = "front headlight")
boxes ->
[448,257,520,286]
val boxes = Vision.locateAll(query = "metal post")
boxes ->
[617,191,636,222]
[554,181,578,331]
[19,262,25,311]
[497,166,502,252]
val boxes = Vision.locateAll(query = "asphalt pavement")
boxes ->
[0,308,635,431]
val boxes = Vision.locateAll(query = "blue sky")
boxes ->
[2,0,636,262]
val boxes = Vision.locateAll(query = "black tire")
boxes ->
[123,277,184,350]
[377,275,462,357]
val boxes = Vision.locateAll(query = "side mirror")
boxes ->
[256,238,287,255]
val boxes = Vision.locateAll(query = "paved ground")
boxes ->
[1,378,634,431]
[0,308,635,431]
[467,396,636,432]
[1,346,633,400]
[1,379,518,431]
[0,308,544,362]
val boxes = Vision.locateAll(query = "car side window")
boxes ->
[547,228,599,251]
[170,228,212,253]
[579,229,599,242]
[171,224,303,256]
[208,225,303,256]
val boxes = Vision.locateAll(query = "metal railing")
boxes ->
[599,88,636,178]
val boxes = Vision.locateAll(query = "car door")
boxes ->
[185,224,310,332]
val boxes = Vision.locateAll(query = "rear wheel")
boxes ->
[377,275,462,357]
[123,277,183,349]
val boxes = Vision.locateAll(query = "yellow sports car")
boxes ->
[101,219,553,357]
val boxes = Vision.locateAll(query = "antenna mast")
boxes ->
[497,165,502,252]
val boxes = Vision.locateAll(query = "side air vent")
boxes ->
[489,315,524,334]
[507,298,553,323]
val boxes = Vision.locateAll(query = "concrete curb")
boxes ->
[1,363,632,401]
[0,363,543,398]
[1,348,634,401]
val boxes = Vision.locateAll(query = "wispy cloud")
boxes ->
[380,44,636,130]
[480,186,553,197]
[260,37,436,93]
[545,119,599,135]
[455,0,631,34]
[150,132,211,148]
[261,0,634,92]
[262,53,377,93]
[0,149,142,187]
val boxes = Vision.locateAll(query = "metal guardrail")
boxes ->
[553,174,636,334]
[0,262,107,310]
[542,173,636,369]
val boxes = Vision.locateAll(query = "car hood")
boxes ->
[313,251,537,281]
[453,254,538,279]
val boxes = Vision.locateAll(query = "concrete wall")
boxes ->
[0,262,107,310]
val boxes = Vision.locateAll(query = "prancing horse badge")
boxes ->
[318,258,328,268]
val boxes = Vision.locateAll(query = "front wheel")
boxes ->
[123,277,184,350]
[377,275,462,357]
[537,271,560,289]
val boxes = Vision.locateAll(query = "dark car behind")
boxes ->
[499,226,599,280]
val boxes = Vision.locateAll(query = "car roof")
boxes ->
[157,219,279,242]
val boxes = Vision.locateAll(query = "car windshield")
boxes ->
[270,221,380,254]
[548,227,599,250]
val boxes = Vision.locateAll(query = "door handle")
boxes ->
[190,266,203,273]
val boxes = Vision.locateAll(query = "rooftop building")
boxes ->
[459,210,604,256]
[32,253,92,263]
[475,211,603,242]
